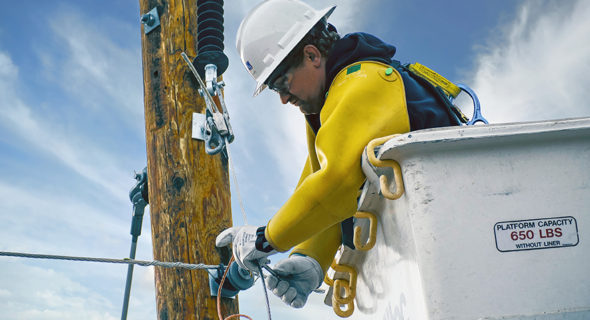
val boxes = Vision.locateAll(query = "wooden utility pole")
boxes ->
[138,0,238,319]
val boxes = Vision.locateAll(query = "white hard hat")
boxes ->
[236,0,336,96]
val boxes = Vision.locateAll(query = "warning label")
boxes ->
[494,216,579,252]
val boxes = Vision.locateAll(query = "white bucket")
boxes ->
[342,118,590,319]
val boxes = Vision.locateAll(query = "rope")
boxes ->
[214,257,273,320]
[225,141,274,320]
[0,251,218,270]
[217,256,253,320]
[224,139,275,319]
[225,139,248,225]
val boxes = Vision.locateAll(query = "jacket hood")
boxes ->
[325,32,397,89]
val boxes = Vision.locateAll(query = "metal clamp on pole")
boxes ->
[208,262,255,298]
[140,7,160,35]
[121,167,149,320]
[184,0,234,156]
[183,52,234,155]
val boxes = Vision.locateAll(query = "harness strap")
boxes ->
[392,60,469,124]
[407,62,461,98]
[340,217,355,250]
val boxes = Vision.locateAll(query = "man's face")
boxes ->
[267,45,326,115]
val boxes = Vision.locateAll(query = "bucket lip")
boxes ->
[377,117,590,160]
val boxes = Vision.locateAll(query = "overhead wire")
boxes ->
[0,251,218,270]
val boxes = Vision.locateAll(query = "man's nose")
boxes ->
[279,92,290,104]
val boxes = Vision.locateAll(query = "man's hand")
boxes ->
[265,254,323,308]
[215,225,276,272]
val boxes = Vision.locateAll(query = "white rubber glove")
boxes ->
[215,225,276,272]
[265,254,323,308]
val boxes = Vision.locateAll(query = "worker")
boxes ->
[215,0,462,308]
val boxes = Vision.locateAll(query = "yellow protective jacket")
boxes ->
[264,61,411,272]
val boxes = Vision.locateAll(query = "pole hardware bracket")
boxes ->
[129,167,149,238]
[192,109,232,155]
[141,7,160,35]
[122,166,149,320]
[182,52,234,155]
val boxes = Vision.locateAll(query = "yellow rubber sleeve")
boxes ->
[295,124,320,187]
[291,223,341,273]
[265,61,411,252]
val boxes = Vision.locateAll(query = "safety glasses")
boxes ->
[265,63,292,95]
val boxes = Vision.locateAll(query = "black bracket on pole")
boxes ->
[129,167,149,239]
[121,167,149,320]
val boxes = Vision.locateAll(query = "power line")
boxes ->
[0,251,218,270]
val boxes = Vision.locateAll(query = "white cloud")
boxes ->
[470,0,590,123]
[0,288,11,298]
[0,51,18,78]
[0,262,119,320]
[252,94,309,191]
[0,96,133,202]
[0,179,155,318]
[0,47,136,203]
[43,6,144,122]
[0,182,129,255]
[307,0,370,34]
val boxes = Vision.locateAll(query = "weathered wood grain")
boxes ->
[139,0,238,318]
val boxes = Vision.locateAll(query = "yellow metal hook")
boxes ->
[332,279,355,317]
[353,211,377,251]
[366,135,405,200]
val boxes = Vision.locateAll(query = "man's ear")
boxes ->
[303,45,322,67]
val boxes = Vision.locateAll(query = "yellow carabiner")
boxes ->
[324,273,334,287]
[324,260,338,287]
[333,279,354,304]
[331,263,357,300]
[332,279,355,317]
[325,259,357,287]
[366,135,405,200]
[353,211,377,251]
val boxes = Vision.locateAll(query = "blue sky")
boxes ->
[1,0,589,319]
